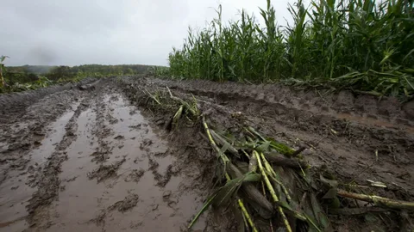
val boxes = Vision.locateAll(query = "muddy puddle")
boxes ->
[0,93,206,232]
[0,107,79,232]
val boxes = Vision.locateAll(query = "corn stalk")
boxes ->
[168,0,414,97]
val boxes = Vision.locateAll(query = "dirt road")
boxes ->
[0,77,413,231]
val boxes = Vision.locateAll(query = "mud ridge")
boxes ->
[154,79,414,148]
[90,94,115,163]
[87,158,126,182]
[150,78,414,123]
[107,193,139,212]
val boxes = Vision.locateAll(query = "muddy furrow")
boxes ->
[148,80,413,152]
[141,79,414,163]
[1,80,220,232]
[26,97,91,230]
[0,88,86,231]
[151,80,414,181]
[0,89,83,182]
[150,79,414,126]
[8,85,208,232]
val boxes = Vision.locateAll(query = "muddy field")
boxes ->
[0,77,413,231]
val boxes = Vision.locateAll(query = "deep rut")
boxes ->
[0,84,209,232]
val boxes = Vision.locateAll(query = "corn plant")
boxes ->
[168,0,414,97]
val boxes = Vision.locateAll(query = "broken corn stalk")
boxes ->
[189,116,258,231]
[254,150,292,232]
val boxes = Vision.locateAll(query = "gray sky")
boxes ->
[1,0,298,66]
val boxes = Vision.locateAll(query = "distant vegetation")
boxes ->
[0,63,154,93]
[168,0,414,97]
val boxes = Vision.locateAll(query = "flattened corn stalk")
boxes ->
[254,150,293,232]
[337,189,414,211]
[141,88,414,232]
[165,88,258,231]
[202,116,258,232]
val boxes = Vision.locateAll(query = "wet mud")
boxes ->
[1,77,413,231]
[122,77,414,231]
[146,78,414,198]
[0,82,210,232]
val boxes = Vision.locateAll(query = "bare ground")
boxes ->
[0,77,413,231]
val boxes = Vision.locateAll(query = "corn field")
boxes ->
[168,0,414,97]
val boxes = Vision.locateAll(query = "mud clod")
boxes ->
[114,135,124,140]
[124,169,145,183]
[163,190,172,199]
[89,210,106,226]
[148,156,159,171]
[108,194,139,212]
[90,143,112,163]
[88,158,126,182]
[139,138,153,150]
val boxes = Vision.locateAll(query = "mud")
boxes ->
[1,77,413,232]
[0,81,211,232]
[144,78,414,197]
[122,77,414,231]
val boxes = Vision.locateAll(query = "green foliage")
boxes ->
[1,63,152,94]
[168,0,414,97]
[0,56,8,89]
[1,76,53,93]
[44,64,152,81]
[148,66,170,77]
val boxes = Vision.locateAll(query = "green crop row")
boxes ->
[168,0,414,97]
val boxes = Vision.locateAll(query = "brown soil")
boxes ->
[0,77,413,232]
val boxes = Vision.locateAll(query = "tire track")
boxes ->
[26,98,92,231]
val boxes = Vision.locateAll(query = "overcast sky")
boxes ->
[1,0,302,67]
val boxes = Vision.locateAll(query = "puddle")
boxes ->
[0,217,26,232]
[44,94,205,232]
[0,141,7,153]
[46,107,102,232]
[0,108,77,232]
[31,110,75,165]
[0,169,31,232]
